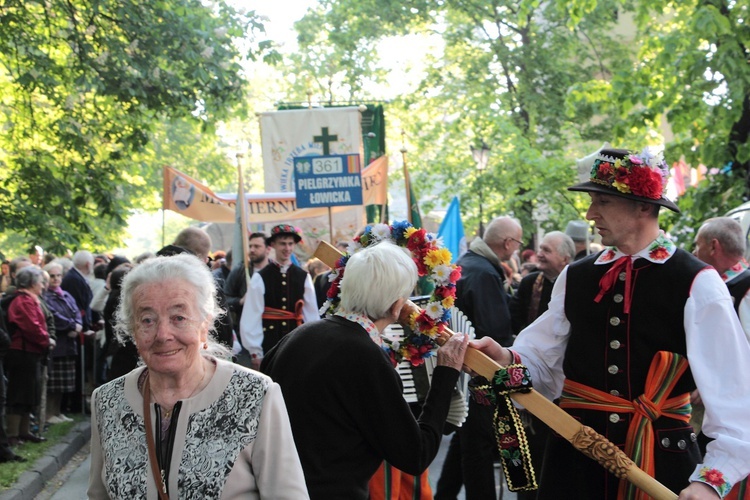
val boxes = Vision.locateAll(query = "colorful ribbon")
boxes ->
[470,364,538,492]
[595,255,633,313]
[560,351,691,500]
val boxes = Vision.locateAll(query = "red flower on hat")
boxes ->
[615,166,629,183]
[597,161,613,179]
[629,166,663,199]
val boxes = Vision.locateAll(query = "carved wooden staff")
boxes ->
[315,241,678,500]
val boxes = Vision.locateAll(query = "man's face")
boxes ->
[536,236,568,277]
[692,230,714,267]
[271,236,296,264]
[29,249,42,265]
[586,193,639,248]
[500,229,523,261]
[248,236,269,265]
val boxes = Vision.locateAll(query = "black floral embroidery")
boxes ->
[95,368,270,499]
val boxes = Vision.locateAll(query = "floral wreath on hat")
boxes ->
[590,147,668,200]
[321,220,461,367]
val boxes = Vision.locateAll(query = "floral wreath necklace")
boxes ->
[320,221,461,367]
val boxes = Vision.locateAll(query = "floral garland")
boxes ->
[321,220,461,367]
[590,147,668,200]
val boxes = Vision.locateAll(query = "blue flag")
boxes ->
[438,196,467,264]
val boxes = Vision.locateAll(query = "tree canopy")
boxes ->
[0,0,274,254]
[3,0,750,256]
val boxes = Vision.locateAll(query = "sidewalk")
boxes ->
[0,422,91,500]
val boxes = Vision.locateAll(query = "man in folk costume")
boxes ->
[474,147,750,499]
[239,224,318,370]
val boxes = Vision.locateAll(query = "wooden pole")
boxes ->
[313,240,678,500]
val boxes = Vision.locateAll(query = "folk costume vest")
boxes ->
[537,249,707,499]
[259,262,307,354]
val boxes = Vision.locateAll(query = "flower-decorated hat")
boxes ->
[268,224,302,243]
[568,147,679,212]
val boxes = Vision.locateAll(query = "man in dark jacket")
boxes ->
[435,216,523,500]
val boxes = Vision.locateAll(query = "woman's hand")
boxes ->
[436,332,469,371]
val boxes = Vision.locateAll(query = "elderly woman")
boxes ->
[42,262,81,424]
[88,254,308,499]
[262,241,469,499]
[5,266,52,445]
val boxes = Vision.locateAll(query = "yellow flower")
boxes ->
[404,227,418,239]
[424,248,451,267]
[409,311,420,330]
[442,296,455,309]
[613,180,631,194]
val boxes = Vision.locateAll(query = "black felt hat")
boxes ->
[568,147,679,213]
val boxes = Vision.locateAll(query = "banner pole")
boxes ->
[328,207,334,243]
[236,153,251,288]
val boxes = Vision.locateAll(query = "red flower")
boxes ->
[597,161,613,178]
[435,285,456,299]
[407,229,427,252]
[600,250,616,262]
[702,469,725,487]
[499,434,519,450]
[615,166,630,183]
[449,267,462,282]
[628,166,663,199]
[649,246,669,261]
[507,367,525,387]
[327,279,340,298]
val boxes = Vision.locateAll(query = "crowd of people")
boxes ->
[0,146,749,499]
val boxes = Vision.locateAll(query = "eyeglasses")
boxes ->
[137,314,196,335]
[49,274,62,278]
[506,237,524,246]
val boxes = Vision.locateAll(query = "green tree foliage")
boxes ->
[563,0,750,243]
[291,0,750,245]
[291,0,633,240]
[0,0,274,255]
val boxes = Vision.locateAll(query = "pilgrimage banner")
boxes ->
[162,157,387,225]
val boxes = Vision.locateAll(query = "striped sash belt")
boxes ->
[560,351,691,500]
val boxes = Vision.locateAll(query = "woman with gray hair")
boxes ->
[88,254,308,499]
[262,241,469,499]
[5,266,53,445]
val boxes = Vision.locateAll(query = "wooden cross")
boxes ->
[314,240,678,500]
[313,127,338,155]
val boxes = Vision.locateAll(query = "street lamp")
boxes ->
[471,140,491,237]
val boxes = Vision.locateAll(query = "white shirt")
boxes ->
[513,246,750,492]
[239,264,318,358]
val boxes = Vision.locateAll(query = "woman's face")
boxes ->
[29,278,44,296]
[1,263,8,275]
[47,267,63,289]
[131,279,209,378]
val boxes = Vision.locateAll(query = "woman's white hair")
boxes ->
[339,241,417,320]
[114,254,229,358]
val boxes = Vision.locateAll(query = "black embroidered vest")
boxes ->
[259,263,307,352]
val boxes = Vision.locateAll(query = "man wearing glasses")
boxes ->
[435,215,523,500]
